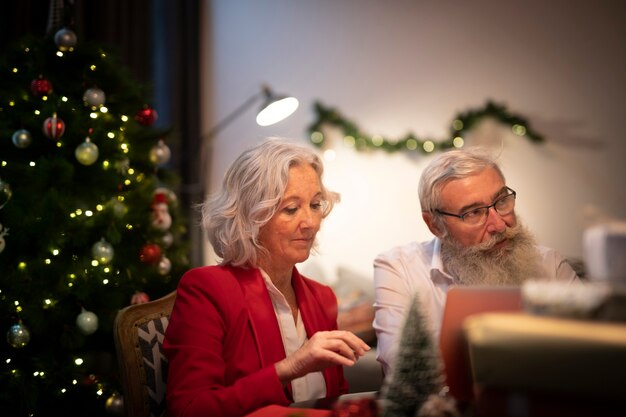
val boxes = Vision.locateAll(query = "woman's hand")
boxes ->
[275,330,370,384]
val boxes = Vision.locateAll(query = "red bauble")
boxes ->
[135,106,158,126]
[31,77,53,97]
[332,398,379,417]
[130,292,151,305]
[42,113,65,140]
[139,243,162,265]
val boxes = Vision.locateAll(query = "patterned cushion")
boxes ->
[138,316,169,417]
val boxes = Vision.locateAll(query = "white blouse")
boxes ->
[260,269,326,402]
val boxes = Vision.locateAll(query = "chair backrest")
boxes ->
[113,291,176,417]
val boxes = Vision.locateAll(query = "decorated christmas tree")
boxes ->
[0,28,189,415]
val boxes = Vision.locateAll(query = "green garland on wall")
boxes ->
[307,100,544,154]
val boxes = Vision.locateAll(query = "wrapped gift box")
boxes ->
[463,312,626,401]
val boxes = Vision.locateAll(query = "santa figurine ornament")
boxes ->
[151,192,172,231]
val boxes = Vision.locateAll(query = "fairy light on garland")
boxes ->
[307,100,544,154]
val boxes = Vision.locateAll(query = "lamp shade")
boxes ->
[256,88,299,127]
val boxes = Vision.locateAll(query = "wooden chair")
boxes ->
[113,291,176,417]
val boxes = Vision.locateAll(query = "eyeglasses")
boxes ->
[435,187,517,226]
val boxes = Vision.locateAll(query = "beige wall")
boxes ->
[200,0,626,282]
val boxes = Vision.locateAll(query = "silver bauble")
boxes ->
[54,28,78,51]
[149,140,171,166]
[105,392,125,416]
[157,256,172,275]
[92,238,114,264]
[160,232,174,248]
[12,129,32,148]
[7,323,30,348]
[76,308,99,335]
[83,87,106,108]
[0,179,12,210]
[75,138,99,166]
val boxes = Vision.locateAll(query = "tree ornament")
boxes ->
[130,292,150,305]
[0,178,12,209]
[105,391,125,416]
[92,238,114,264]
[160,232,174,248]
[149,139,171,166]
[108,198,128,218]
[155,186,178,205]
[0,223,9,253]
[82,374,98,386]
[12,129,32,148]
[139,243,162,265]
[76,308,99,335]
[157,256,172,276]
[30,76,53,97]
[333,398,379,417]
[54,27,78,52]
[151,192,172,231]
[83,87,106,108]
[42,113,65,140]
[75,137,99,166]
[135,106,158,126]
[7,322,30,348]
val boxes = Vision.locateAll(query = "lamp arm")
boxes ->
[190,90,265,197]
[204,91,264,140]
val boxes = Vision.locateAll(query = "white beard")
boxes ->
[441,221,544,286]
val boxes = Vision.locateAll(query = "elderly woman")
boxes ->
[163,139,370,417]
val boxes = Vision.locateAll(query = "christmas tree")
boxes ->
[381,294,459,417]
[0,28,189,415]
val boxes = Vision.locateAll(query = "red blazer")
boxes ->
[163,265,348,417]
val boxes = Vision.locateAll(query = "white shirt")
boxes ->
[260,269,326,402]
[372,238,579,376]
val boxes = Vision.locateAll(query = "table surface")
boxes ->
[244,392,381,417]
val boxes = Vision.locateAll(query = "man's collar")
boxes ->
[430,237,455,284]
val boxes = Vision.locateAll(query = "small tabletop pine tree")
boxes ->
[381,294,459,417]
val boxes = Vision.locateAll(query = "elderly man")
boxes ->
[373,147,579,376]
